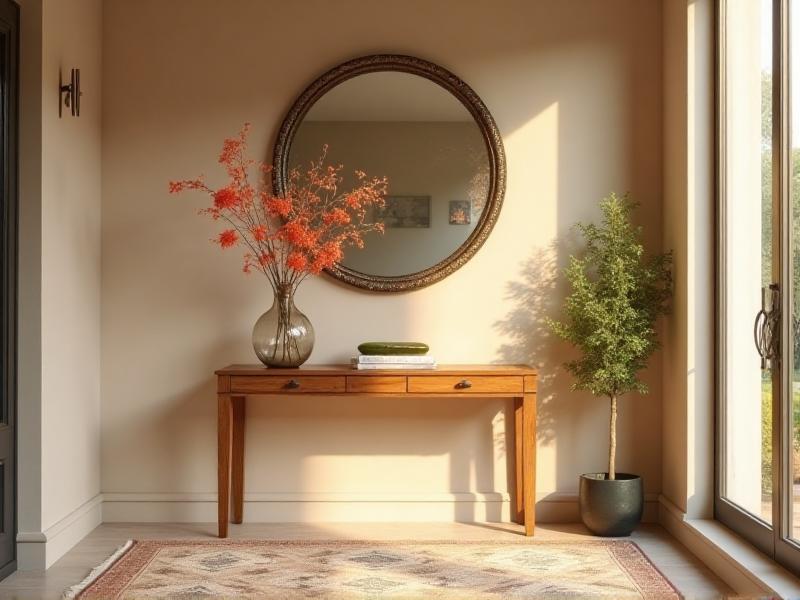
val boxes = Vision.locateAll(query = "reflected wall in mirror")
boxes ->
[274,55,505,291]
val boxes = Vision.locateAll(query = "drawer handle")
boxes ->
[455,379,472,389]
[285,379,301,389]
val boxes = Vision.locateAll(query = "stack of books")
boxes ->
[351,354,437,370]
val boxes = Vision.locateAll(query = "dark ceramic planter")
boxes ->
[579,473,643,537]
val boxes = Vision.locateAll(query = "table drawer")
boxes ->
[346,376,407,393]
[230,376,345,394]
[407,375,523,394]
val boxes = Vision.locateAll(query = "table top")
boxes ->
[216,364,537,376]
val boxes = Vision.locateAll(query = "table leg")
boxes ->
[523,393,536,536]
[218,394,232,538]
[513,398,524,525]
[232,395,245,524]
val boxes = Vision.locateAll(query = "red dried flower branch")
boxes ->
[169,123,387,293]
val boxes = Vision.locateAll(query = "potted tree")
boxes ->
[549,194,671,536]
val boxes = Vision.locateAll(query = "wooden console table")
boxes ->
[216,364,537,538]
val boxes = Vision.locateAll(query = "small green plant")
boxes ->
[549,194,672,479]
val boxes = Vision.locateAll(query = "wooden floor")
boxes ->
[0,522,733,599]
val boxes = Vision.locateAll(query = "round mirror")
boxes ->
[273,55,505,292]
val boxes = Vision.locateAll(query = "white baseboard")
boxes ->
[102,492,513,523]
[534,492,659,524]
[6,492,658,571]
[101,491,659,524]
[17,494,103,570]
[9,490,659,569]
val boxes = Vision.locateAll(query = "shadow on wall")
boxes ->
[493,237,611,499]
[494,240,578,447]
[493,227,664,498]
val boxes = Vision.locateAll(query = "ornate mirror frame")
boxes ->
[272,54,506,292]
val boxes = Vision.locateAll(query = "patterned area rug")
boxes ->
[67,539,681,599]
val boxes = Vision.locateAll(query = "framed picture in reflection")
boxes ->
[378,195,431,228]
[449,200,471,225]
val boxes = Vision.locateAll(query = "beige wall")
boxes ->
[101,0,663,520]
[661,0,714,519]
[661,0,690,517]
[40,0,103,533]
[17,0,103,568]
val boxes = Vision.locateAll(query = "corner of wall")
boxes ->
[17,495,102,571]
[684,0,715,521]
[660,0,715,521]
[16,0,104,569]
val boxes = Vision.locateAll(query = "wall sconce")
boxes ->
[59,68,81,117]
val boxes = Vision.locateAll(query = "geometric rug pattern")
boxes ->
[70,539,682,599]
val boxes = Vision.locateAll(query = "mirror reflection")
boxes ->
[288,71,490,277]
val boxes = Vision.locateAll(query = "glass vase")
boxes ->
[252,284,314,368]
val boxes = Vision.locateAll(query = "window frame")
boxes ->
[715,0,800,574]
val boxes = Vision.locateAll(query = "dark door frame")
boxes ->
[0,0,18,580]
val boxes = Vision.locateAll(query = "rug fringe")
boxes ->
[62,539,134,599]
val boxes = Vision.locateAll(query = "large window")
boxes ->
[718,0,800,571]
